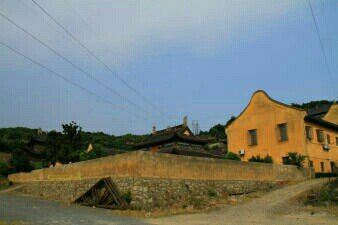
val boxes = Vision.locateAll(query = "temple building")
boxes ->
[134,117,221,158]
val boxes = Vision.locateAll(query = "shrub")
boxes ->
[283,152,306,167]
[0,161,10,176]
[122,191,132,204]
[10,150,33,173]
[208,189,217,197]
[189,197,206,209]
[224,152,240,161]
[248,155,273,163]
[0,176,11,190]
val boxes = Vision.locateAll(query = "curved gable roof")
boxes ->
[225,90,305,128]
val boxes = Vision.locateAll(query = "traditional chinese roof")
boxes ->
[134,126,214,149]
[304,116,338,131]
[306,105,331,119]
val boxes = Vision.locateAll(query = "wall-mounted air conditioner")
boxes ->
[323,144,330,151]
[239,149,245,156]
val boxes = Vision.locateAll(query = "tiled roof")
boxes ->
[306,105,331,118]
[134,126,214,149]
[304,116,338,131]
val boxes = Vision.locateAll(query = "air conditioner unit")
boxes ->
[323,144,330,151]
[239,149,245,156]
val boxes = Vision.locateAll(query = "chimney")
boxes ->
[152,125,156,134]
[183,116,188,127]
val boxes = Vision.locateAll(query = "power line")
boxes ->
[31,0,171,121]
[0,41,147,120]
[62,0,92,29]
[0,10,152,117]
[307,0,336,99]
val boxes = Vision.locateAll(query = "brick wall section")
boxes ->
[9,151,313,183]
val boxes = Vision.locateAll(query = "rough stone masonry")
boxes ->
[9,151,314,210]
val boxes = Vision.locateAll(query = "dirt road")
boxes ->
[148,178,337,225]
[1,178,336,225]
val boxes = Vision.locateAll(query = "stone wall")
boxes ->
[115,177,277,210]
[9,151,313,210]
[9,151,313,183]
[16,177,277,210]
[17,179,99,202]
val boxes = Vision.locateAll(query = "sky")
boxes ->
[0,0,337,135]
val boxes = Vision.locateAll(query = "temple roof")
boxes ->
[134,125,214,149]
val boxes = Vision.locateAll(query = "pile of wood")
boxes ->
[74,177,129,210]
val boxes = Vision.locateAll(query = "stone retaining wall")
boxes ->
[17,177,278,210]
[9,151,313,182]
[9,151,314,210]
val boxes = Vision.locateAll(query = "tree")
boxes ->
[45,130,63,166]
[10,149,33,173]
[283,152,306,167]
[0,161,10,176]
[224,152,241,161]
[62,121,82,151]
[60,121,82,163]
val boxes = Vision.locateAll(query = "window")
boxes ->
[330,162,336,173]
[309,160,313,168]
[316,129,324,143]
[326,134,331,144]
[305,126,313,140]
[320,162,325,172]
[248,129,257,146]
[282,157,289,165]
[278,123,288,141]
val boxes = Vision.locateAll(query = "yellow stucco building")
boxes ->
[225,90,338,173]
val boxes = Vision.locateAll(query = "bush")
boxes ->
[208,189,217,197]
[122,191,132,204]
[0,176,11,190]
[305,178,338,205]
[248,155,273,163]
[0,161,10,176]
[10,150,33,173]
[224,152,240,161]
[283,152,306,167]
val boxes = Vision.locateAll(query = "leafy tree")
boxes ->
[45,130,63,165]
[283,152,306,167]
[62,121,82,151]
[10,149,33,173]
[224,151,241,161]
[0,161,10,176]
[0,139,10,152]
[248,155,273,163]
[291,100,333,110]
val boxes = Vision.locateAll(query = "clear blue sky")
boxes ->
[0,0,337,135]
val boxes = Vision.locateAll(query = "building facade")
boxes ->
[226,90,338,172]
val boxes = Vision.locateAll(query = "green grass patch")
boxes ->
[0,176,11,191]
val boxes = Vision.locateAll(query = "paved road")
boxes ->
[0,193,148,225]
[1,178,336,225]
